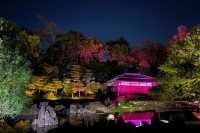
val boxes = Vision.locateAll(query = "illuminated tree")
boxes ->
[159,26,200,100]
[43,78,63,100]
[26,76,48,96]
[71,81,84,98]
[169,25,189,44]
[27,76,63,100]
[84,82,100,96]
[68,64,84,97]
[131,41,167,74]
[82,69,99,96]
[131,48,150,69]
[80,38,105,63]
[0,23,42,62]
[18,31,40,58]
[0,18,31,118]
[18,31,41,59]
[69,64,82,82]
[63,78,73,97]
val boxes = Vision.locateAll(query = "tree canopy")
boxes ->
[159,25,200,100]
[0,18,31,118]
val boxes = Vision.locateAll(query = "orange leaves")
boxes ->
[26,76,48,96]
[26,76,62,98]
[27,76,48,90]
[43,78,63,92]
[26,64,104,99]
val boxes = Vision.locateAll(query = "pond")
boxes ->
[5,101,200,133]
[11,111,199,133]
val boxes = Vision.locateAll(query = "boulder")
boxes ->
[88,102,111,113]
[69,104,77,113]
[32,102,58,133]
[31,104,39,118]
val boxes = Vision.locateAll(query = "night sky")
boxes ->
[1,0,200,45]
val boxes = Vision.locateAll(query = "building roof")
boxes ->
[106,73,159,84]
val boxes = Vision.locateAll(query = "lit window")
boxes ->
[118,81,152,87]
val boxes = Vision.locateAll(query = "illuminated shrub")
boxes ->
[0,18,31,118]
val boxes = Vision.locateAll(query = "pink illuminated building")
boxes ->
[107,73,160,96]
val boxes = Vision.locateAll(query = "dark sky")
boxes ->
[1,0,200,45]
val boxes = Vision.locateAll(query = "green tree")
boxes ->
[17,30,41,60]
[159,26,200,100]
[0,18,31,118]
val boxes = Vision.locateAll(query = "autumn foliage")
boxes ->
[169,25,189,44]
[80,38,105,63]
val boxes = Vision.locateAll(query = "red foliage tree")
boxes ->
[80,38,105,63]
[169,25,189,44]
[131,41,167,72]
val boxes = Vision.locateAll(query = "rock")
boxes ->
[32,102,58,133]
[54,105,66,112]
[69,104,77,114]
[88,102,111,113]
[107,114,115,121]
[31,104,39,118]
[86,104,96,113]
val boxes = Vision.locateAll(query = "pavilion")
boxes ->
[106,73,160,96]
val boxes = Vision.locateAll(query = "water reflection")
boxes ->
[67,111,159,128]
[122,112,154,126]
[69,113,100,127]
[32,125,58,133]
[28,111,198,132]
[68,105,101,127]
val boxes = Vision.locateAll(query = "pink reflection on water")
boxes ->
[124,120,151,125]
[122,112,154,126]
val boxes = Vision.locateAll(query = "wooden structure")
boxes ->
[107,73,160,96]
